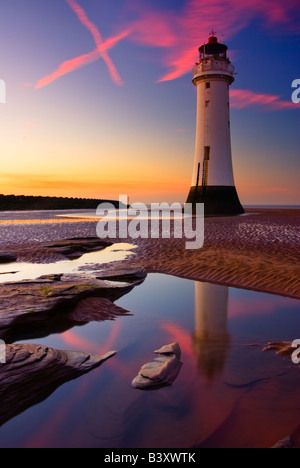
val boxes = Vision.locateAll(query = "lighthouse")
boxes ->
[186,33,244,216]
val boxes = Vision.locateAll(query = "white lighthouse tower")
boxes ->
[186,33,244,216]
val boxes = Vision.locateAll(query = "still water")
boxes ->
[0,243,136,283]
[0,273,299,448]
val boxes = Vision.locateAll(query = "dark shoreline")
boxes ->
[0,194,123,211]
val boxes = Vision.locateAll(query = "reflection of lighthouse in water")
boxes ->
[192,282,230,380]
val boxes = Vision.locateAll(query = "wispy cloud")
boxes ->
[36,31,129,89]
[263,187,289,192]
[230,89,296,110]
[35,0,300,112]
[126,4,176,48]
[36,0,129,89]
[64,0,128,85]
[124,0,300,83]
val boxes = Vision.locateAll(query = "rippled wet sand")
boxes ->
[0,208,299,298]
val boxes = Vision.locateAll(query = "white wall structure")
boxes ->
[186,35,244,216]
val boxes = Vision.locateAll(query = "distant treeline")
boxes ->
[0,194,124,211]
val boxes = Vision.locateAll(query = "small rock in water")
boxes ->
[132,342,183,390]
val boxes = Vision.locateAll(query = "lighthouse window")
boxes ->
[206,82,211,89]
[205,100,211,107]
[204,146,210,161]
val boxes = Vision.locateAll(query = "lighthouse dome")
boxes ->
[199,36,228,60]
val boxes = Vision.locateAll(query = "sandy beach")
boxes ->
[127,208,300,300]
[0,208,299,299]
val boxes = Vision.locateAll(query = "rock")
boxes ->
[95,267,147,284]
[0,267,146,343]
[4,238,115,264]
[271,436,293,448]
[132,342,183,390]
[37,274,63,282]
[154,342,181,360]
[44,237,113,260]
[0,343,115,427]
[0,253,17,264]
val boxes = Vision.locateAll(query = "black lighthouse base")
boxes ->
[186,186,244,217]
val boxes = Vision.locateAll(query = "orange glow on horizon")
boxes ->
[0,168,192,203]
[1,172,299,205]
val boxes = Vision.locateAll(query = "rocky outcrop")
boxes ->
[0,267,146,343]
[132,342,183,390]
[10,237,114,263]
[0,343,115,427]
[44,237,113,260]
[0,240,148,429]
[95,266,147,283]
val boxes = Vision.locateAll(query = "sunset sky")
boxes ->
[0,0,299,205]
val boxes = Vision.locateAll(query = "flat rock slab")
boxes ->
[132,342,183,390]
[11,237,114,263]
[44,237,113,260]
[0,343,115,427]
[95,266,147,283]
[0,267,146,343]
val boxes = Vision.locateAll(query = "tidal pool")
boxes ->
[0,243,136,283]
[0,273,299,448]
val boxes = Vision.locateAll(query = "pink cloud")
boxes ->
[230,89,296,110]
[124,0,300,83]
[36,0,129,89]
[126,5,176,48]
[65,0,126,85]
[64,0,103,45]
[36,50,99,89]
[36,31,129,89]
[36,0,300,103]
